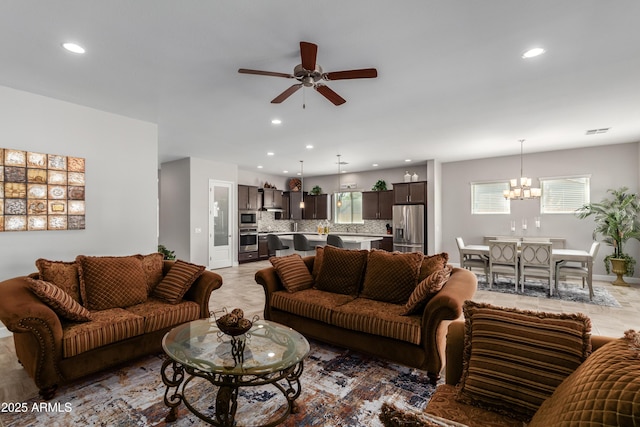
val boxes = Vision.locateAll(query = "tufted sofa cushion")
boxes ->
[360,250,423,304]
[314,246,368,295]
[76,255,148,311]
[528,330,640,426]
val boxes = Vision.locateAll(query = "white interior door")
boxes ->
[209,180,233,269]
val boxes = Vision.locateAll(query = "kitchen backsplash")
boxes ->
[257,211,389,235]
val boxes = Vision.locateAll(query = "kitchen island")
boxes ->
[277,233,383,251]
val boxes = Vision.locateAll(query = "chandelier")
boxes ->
[503,139,541,200]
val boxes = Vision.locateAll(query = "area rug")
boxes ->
[0,340,437,427]
[476,275,621,307]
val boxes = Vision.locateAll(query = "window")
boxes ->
[334,191,364,224]
[471,181,510,214]
[540,175,590,214]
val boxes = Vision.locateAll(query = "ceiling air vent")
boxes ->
[585,127,610,135]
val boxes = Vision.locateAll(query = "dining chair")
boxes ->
[555,241,600,300]
[455,237,488,280]
[293,234,315,256]
[488,240,519,290]
[519,242,553,294]
[267,234,290,256]
[326,234,345,248]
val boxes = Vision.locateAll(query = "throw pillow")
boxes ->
[152,259,205,304]
[141,252,164,293]
[402,265,452,315]
[418,253,449,282]
[311,246,324,281]
[528,329,640,426]
[76,255,148,311]
[379,402,468,427]
[456,301,592,422]
[35,258,81,303]
[27,278,92,322]
[270,253,314,292]
[360,250,423,304]
[314,245,368,296]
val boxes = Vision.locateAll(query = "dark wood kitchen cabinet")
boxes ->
[258,234,272,260]
[393,181,427,204]
[238,185,259,210]
[279,191,303,220]
[303,194,329,220]
[362,190,394,219]
[260,188,283,209]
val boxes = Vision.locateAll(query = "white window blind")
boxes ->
[540,176,590,214]
[471,182,510,214]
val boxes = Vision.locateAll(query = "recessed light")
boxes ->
[283,170,288,174]
[267,152,274,156]
[405,159,412,162]
[522,47,545,59]
[372,163,379,167]
[271,119,282,125]
[306,144,314,149]
[257,165,263,169]
[62,42,86,54]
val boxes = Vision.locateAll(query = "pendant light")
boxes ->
[336,154,342,208]
[299,160,305,208]
[503,139,541,200]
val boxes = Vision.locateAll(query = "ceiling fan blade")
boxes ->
[324,68,378,80]
[300,41,318,71]
[238,68,294,79]
[271,84,302,103]
[315,85,346,106]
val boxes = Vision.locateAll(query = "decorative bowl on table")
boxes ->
[215,308,253,336]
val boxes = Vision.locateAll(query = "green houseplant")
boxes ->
[310,185,322,195]
[576,187,640,285]
[371,180,387,191]
[157,244,176,260]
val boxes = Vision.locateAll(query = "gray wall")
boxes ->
[441,142,640,277]
[0,85,159,279]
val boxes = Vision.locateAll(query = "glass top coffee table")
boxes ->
[161,318,310,427]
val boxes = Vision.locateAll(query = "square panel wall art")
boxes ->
[0,148,85,232]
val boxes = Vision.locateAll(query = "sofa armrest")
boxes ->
[0,276,65,392]
[420,268,477,378]
[254,256,315,320]
[184,270,224,318]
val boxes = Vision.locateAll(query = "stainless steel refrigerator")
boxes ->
[392,204,425,253]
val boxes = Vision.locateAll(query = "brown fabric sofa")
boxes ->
[0,255,223,399]
[422,320,637,427]
[255,247,478,384]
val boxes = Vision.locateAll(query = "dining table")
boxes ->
[461,244,593,299]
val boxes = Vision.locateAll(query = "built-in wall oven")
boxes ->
[239,228,258,253]
[239,210,258,228]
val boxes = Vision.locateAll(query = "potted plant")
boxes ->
[576,187,640,286]
[158,244,176,260]
[310,185,322,195]
[372,180,387,191]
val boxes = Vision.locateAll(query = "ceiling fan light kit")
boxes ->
[238,41,378,106]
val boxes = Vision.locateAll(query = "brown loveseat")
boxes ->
[255,246,478,384]
[0,254,223,399]
[418,304,639,426]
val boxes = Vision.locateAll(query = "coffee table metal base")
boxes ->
[161,357,304,427]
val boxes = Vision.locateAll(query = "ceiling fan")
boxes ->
[238,41,378,106]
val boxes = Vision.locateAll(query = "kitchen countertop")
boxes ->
[258,231,392,238]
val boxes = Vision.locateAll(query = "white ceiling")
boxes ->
[1,1,639,177]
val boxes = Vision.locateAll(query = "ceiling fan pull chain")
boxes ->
[303,87,306,109]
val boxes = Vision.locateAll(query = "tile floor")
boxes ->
[2,260,639,404]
